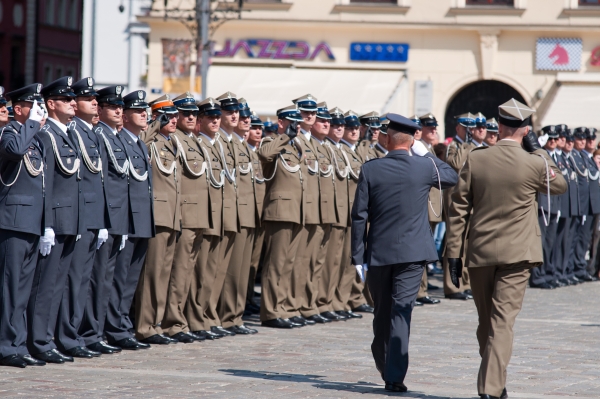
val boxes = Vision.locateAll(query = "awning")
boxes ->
[540,83,600,128]
[206,65,407,117]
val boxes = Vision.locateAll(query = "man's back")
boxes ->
[447,140,567,267]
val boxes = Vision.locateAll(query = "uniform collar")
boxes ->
[48,117,68,134]
[98,120,118,135]
[200,132,215,145]
[301,128,311,142]
[454,135,464,144]
[376,143,388,155]
[122,127,138,142]
[234,131,245,142]
[74,116,93,131]
[340,139,356,151]
[247,143,256,152]
[220,128,233,142]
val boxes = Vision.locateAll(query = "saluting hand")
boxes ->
[448,258,463,289]
[28,100,44,123]
[522,130,542,153]
[285,121,298,140]
[158,113,171,129]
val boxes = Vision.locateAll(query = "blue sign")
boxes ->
[350,42,409,62]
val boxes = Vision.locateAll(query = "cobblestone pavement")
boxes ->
[1,276,600,398]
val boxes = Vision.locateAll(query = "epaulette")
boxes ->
[40,124,51,133]
[471,146,488,152]
[94,125,103,135]
[364,157,380,163]
[259,136,273,148]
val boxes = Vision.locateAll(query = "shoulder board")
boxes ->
[364,157,380,163]
[67,121,76,130]
[94,126,104,135]
[471,146,488,152]
[40,124,51,133]
[259,136,273,147]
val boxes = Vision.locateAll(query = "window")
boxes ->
[69,0,78,29]
[46,0,55,24]
[579,0,600,4]
[57,0,66,27]
[466,0,514,4]
[55,65,63,80]
[43,65,53,85]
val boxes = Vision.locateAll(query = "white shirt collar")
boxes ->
[340,139,356,151]
[74,116,93,131]
[301,128,311,142]
[200,132,215,145]
[556,149,563,155]
[48,117,68,134]
[311,135,323,145]
[220,128,233,142]
[454,135,464,144]
[583,149,593,158]
[472,140,483,147]
[247,143,257,152]
[122,127,139,142]
[234,132,245,142]
[98,120,118,135]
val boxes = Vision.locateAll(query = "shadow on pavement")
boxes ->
[220,369,475,398]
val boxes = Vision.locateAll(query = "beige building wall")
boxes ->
[140,0,600,136]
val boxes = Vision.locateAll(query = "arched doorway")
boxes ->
[444,80,527,139]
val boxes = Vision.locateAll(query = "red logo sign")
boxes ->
[592,46,600,66]
[549,44,569,65]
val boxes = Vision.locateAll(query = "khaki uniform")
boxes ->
[135,121,181,339]
[373,142,387,159]
[258,134,305,321]
[161,129,210,336]
[356,139,378,161]
[446,141,567,397]
[247,145,266,305]
[442,138,475,295]
[218,134,256,328]
[185,134,224,331]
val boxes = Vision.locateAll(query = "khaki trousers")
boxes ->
[185,234,220,332]
[247,227,265,304]
[260,222,304,321]
[348,271,370,308]
[317,226,344,313]
[206,231,236,327]
[218,227,255,328]
[135,227,177,339]
[162,228,203,336]
[332,227,355,311]
[417,222,439,299]
[469,263,531,398]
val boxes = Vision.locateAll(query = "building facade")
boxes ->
[141,0,600,136]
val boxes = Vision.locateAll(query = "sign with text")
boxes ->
[536,38,582,71]
[414,81,433,116]
[214,39,335,61]
[350,42,409,62]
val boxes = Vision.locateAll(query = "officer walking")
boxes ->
[0,85,46,368]
[446,99,567,399]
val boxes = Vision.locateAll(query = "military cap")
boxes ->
[277,104,303,122]
[0,86,6,105]
[72,77,98,97]
[6,83,44,103]
[409,115,422,128]
[97,85,125,106]
[263,118,278,133]
[344,110,360,127]
[555,124,569,137]
[498,98,534,128]
[216,91,239,111]
[173,91,199,111]
[419,113,438,127]
[238,98,252,117]
[380,119,390,134]
[7,103,14,119]
[565,129,574,142]
[486,117,499,133]
[149,94,177,114]
[474,112,486,127]
[329,107,345,125]
[123,90,149,110]
[292,94,318,112]
[386,113,421,136]
[360,111,381,128]
[316,102,332,120]
[587,127,597,140]
[454,112,475,128]
[197,97,221,116]
[573,127,587,139]
[41,76,76,98]
[250,112,263,126]
[541,125,559,139]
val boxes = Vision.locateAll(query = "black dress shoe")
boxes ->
[385,382,408,392]
[464,289,473,295]
[445,292,471,300]
[0,354,27,368]
[577,273,595,282]
[352,304,374,313]
[110,337,142,350]
[21,354,45,366]
[140,334,171,345]
[226,325,251,335]
[160,334,179,344]
[569,276,580,285]
[88,341,121,354]
[289,316,308,326]
[261,318,295,328]
[191,330,223,340]
[187,331,206,341]
[306,314,331,323]
[530,281,554,289]
[427,282,440,290]
[338,310,363,319]
[414,301,423,306]
[320,311,343,321]
[332,311,348,320]
[135,339,150,349]
[169,332,195,343]
[283,318,303,327]
[416,296,440,305]
[553,279,566,288]
[501,387,508,399]
[240,325,258,334]
[212,326,235,336]
[479,395,500,399]
[54,349,74,362]
[33,350,65,364]
[64,346,98,358]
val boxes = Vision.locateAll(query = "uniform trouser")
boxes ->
[530,212,559,286]
[55,230,98,351]
[260,222,304,321]
[27,234,76,355]
[570,215,594,279]
[219,227,255,328]
[316,225,344,314]
[135,227,177,339]
[443,237,472,296]
[0,230,39,358]
[247,227,265,305]
[104,237,149,343]
[332,226,356,311]
[299,224,331,317]
[368,262,424,384]
[185,234,220,331]
[162,228,203,336]
[348,273,368,309]
[79,234,121,346]
[469,263,531,398]
[552,217,571,281]
[417,222,438,298]
[205,231,236,327]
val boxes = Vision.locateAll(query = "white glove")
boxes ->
[355,264,368,283]
[96,229,108,250]
[28,100,44,122]
[39,227,55,257]
[411,140,429,157]
[76,234,81,241]
[119,235,128,251]
[538,134,549,147]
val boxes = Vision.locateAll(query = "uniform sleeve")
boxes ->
[445,155,473,259]
[140,120,160,146]
[446,142,474,172]
[424,153,459,190]
[533,149,567,196]
[39,132,55,229]
[258,134,289,162]
[351,165,369,266]
[0,122,41,161]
